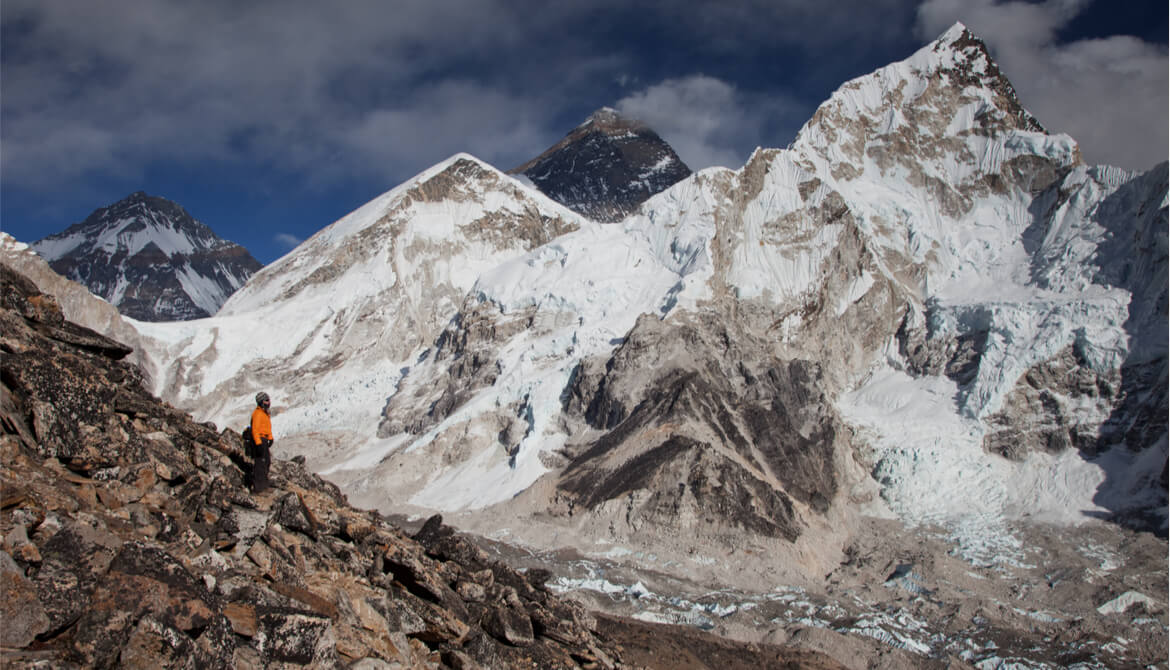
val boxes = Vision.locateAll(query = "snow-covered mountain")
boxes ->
[510,107,693,222]
[314,22,1164,557]
[70,23,1167,586]
[30,192,262,321]
[129,155,586,449]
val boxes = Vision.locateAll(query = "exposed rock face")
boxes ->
[379,301,537,439]
[0,264,631,668]
[556,313,847,542]
[31,192,262,321]
[982,346,1121,459]
[1,234,149,369]
[511,107,693,222]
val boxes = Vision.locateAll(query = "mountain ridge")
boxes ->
[107,21,1167,545]
[31,191,261,321]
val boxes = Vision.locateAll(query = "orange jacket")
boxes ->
[251,407,273,445]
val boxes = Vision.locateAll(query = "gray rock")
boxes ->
[0,550,50,647]
[259,611,338,666]
[483,603,535,647]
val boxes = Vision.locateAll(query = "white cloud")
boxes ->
[916,0,1168,171]
[616,75,804,171]
[917,0,1086,47]
[0,0,541,191]
[617,76,745,169]
[274,233,303,249]
[337,80,550,179]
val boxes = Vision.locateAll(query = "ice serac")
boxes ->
[510,107,693,222]
[30,192,262,321]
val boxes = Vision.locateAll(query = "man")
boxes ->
[250,391,274,493]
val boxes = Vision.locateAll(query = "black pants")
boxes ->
[251,441,271,492]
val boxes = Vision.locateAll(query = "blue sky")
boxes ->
[2,0,1166,264]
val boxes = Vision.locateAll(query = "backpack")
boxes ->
[241,425,254,458]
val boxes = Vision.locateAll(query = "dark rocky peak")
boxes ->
[57,192,214,246]
[31,192,262,321]
[510,107,693,222]
[578,107,645,134]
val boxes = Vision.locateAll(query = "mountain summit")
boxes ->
[31,192,261,321]
[509,107,692,222]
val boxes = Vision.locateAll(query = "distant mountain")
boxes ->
[31,192,261,321]
[510,107,692,222]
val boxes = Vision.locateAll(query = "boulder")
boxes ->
[483,603,535,647]
[0,550,50,646]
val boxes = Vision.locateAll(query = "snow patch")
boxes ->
[1096,591,1161,616]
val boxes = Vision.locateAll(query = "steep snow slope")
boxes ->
[368,206,710,509]
[130,154,588,468]
[31,192,261,321]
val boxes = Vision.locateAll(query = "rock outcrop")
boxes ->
[556,312,848,543]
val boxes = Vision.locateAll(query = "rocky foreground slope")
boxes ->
[0,264,851,668]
